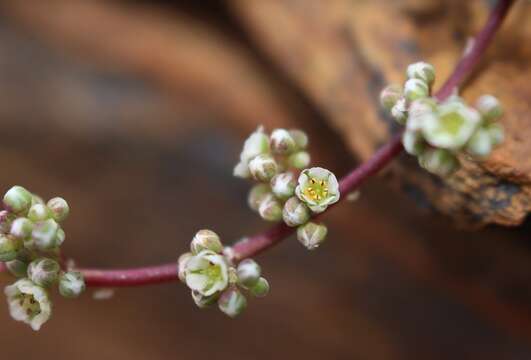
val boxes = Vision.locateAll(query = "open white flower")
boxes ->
[4,278,52,331]
[184,250,229,297]
[295,167,340,213]
[422,100,481,150]
[233,126,270,178]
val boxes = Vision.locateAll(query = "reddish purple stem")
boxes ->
[0,0,514,287]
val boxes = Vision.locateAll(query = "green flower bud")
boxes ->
[10,217,34,239]
[3,186,32,214]
[297,222,327,250]
[28,204,52,222]
[476,95,502,122]
[289,129,308,150]
[218,287,247,318]
[295,167,340,213]
[422,100,481,150]
[191,290,219,308]
[487,123,504,146]
[288,151,311,170]
[379,84,403,111]
[27,258,60,288]
[0,234,21,262]
[258,194,283,222]
[191,229,223,254]
[466,128,492,158]
[391,98,408,125]
[248,154,278,182]
[4,278,52,331]
[46,197,70,223]
[31,219,60,250]
[236,259,261,288]
[270,172,296,200]
[418,148,459,177]
[239,126,270,164]
[406,62,435,87]
[58,271,86,298]
[247,184,271,211]
[404,78,429,101]
[5,259,29,278]
[270,129,296,155]
[282,196,310,227]
[402,129,425,156]
[249,277,270,298]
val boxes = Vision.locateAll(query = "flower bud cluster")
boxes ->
[380,62,504,177]
[179,229,270,317]
[236,127,341,250]
[1,185,84,331]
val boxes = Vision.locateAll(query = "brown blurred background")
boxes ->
[0,1,530,359]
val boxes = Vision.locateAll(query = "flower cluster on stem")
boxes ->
[380,62,504,176]
[178,229,269,317]
[0,186,83,330]
[236,127,340,250]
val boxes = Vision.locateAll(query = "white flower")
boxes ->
[422,100,481,150]
[295,167,340,213]
[4,279,52,331]
[184,250,229,297]
[233,126,270,179]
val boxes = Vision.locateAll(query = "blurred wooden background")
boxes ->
[0,1,530,359]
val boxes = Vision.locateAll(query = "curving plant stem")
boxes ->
[0,0,515,287]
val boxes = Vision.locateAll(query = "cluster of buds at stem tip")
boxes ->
[179,229,270,318]
[380,61,505,177]
[236,127,343,250]
[0,185,84,331]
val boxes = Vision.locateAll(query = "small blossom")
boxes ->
[422,100,481,150]
[27,204,51,222]
[289,129,308,150]
[297,222,328,250]
[249,277,270,298]
[3,186,32,214]
[288,151,311,169]
[270,129,296,155]
[184,250,229,297]
[270,172,296,200]
[46,197,70,223]
[236,259,261,288]
[218,287,247,318]
[418,148,459,177]
[248,154,278,182]
[4,278,52,331]
[27,258,60,288]
[379,84,403,111]
[295,167,340,213]
[247,184,271,212]
[58,271,86,298]
[0,234,21,262]
[282,196,310,227]
[406,62,435,87]
[190,229,223,254]
[258,194,283,222]
[404,78,429,102]
[476,95,502,122]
